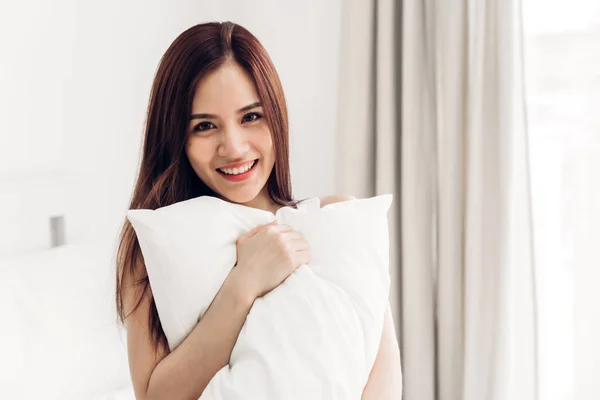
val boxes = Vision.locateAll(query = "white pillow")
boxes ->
[127,194,392,400]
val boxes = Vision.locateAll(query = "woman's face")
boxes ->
[186,61,276,206]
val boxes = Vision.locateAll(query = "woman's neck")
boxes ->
[239,187,280,214]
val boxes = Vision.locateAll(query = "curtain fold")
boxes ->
[335,1,537,399]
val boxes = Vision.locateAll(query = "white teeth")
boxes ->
[218,160,256,175]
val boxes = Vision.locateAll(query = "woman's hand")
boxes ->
[234,221,310,299]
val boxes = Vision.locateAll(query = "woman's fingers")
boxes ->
[238,221,277,243]
[293,248,310,267]
[289,238,309,252]
[280,230,305,241]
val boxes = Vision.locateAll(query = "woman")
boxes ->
[116,21,402,399]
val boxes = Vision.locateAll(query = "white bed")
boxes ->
[0,241,135,400]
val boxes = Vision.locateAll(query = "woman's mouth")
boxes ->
[216,159,258,182]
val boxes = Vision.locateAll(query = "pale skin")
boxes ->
[122,61,402,399]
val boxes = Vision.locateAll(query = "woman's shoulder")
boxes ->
[318,194,357,208]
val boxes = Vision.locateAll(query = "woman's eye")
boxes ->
[242,112,262,123]
[194,121,215,132]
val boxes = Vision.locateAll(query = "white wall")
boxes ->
[0,0,78,255]
[0,0,341,254]
[571,143,600,400]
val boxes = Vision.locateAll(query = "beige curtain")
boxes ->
[336,0,402,332]
[336,1,538,399]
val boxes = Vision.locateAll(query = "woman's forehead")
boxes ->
[192,62,259,113]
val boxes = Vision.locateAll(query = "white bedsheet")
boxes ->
[0,242,132,400]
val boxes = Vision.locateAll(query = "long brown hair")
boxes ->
[116,21,297,354]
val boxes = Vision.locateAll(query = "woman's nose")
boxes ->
[218,126,249,158]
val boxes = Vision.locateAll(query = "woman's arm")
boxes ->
[361,304,403,399]
[124,266,254,400]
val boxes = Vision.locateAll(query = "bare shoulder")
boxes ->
[319,194,357,208]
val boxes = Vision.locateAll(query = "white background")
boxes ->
[0,0,342,256]
[524,0,600,399]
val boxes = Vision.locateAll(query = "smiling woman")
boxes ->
[115,21,400,400]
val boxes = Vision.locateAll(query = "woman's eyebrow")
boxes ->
[237,102,262,113]
[190,102,263,120]
[190,113,217,120]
